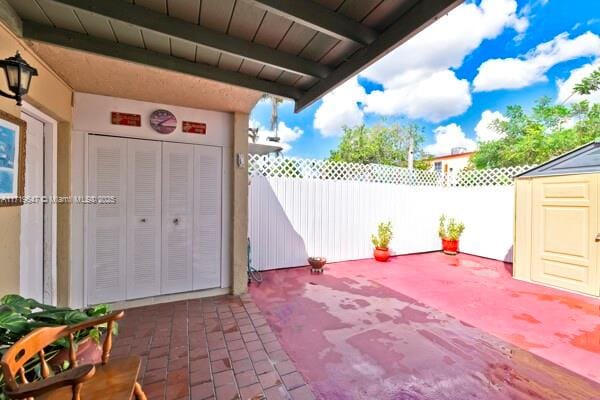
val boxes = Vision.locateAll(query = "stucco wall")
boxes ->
[232,113,249,295]
[0,22,72,299]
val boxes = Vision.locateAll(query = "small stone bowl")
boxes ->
[308,257,327,273]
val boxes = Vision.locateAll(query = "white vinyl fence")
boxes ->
[248,156,531,271]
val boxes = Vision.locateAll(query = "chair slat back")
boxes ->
[1,310,125,395]
[1,325,67,391]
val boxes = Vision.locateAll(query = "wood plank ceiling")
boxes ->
[7,0,462,111]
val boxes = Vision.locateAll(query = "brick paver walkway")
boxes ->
[112,295,314,400]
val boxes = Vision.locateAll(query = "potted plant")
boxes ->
[308,256,327,273]
[438,215,465,255]
[0,295,116,398]
[371,221,392,262]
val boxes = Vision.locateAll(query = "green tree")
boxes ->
[471,97,599,168]
[472,68,600,169]
[574,67,600,96]
[329,122,429,169]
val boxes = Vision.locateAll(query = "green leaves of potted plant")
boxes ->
[0,295,116,399]
[371,221,392,262]
[438,215,465,255]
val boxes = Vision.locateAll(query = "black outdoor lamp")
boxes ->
[0,51,38,106]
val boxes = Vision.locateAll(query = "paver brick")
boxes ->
[115,296,312,400]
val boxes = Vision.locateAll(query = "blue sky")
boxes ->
[250,0,600,159]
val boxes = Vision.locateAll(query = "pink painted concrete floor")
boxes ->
[249,252,600,400]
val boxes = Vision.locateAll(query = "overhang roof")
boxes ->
[249,142,282,155]
[431,151,474,161]
[7,0,462,112]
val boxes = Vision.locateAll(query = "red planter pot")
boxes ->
[51,337,102,369]
[441,239,459,255]
[373,247,390,262]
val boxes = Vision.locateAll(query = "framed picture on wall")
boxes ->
[0,110,26,206]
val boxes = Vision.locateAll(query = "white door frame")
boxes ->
[21,103,58,306]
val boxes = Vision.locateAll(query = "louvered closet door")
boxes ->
[87,135,128,304]
[161,142,194,294]
[193,146,223,290]
[126,139,162,299]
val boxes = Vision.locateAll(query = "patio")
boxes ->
[249,252,600,399]
[113,296,314,400]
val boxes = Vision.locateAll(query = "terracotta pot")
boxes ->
[442,238,459,255]
[51,337,103,369]
[308,257,327,270]
[373,247,390,262]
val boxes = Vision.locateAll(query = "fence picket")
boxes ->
[248,156,530,271]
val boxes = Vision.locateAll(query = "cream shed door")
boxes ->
[531,174,599,296]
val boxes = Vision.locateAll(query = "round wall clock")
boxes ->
[149,109,177,134]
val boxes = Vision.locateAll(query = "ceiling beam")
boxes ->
[243,0,378,46]
[294,0,463,112]
[21,21,303,100]
[0,0,22,36]
[46,0,332,79]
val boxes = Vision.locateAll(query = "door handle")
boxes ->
[173,218,179,225]
[596,234,600,242]
[140,218,146,223]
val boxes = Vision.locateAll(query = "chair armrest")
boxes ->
[66,310,125,332]
[3,364,95,399]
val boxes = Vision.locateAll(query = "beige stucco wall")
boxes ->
[232,113,249,295]
[0,22,72,299]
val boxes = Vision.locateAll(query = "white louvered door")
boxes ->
[161,142,194,294]
[87,135,128,304]
[193,146,223,290]
[126,139,162,299]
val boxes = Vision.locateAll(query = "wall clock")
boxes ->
[149,109,177,134]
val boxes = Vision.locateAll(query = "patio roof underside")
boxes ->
[8,0,462,112]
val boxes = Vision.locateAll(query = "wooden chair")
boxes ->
[1,310,147,400]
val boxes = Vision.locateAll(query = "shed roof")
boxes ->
[6,0,461,112]
[517,141,600,178]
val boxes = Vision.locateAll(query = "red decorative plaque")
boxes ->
[182,121,207,134]
[111,112,141,127]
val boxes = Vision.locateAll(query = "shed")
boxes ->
[514,141,600,297]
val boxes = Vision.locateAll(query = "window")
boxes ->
[434,161,442,172]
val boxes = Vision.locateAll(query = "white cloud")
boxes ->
[474,31,600,91]
[475,110,508,142]
[363,70,472,123]
[556,60,600,104]
[249,119,303,153]
[356,0,527,122]
[361,0,527,85]
[424,124,477,156]
[313,77,366,137]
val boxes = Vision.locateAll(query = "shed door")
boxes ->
[531,174,599,296]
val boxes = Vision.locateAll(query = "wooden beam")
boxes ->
[46,0,331,79]
[21,21,303,100]
[294,0,463,112]
[0,0,22,36]
[243,0,378,46]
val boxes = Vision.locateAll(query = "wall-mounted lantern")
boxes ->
[0,51,38,106]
